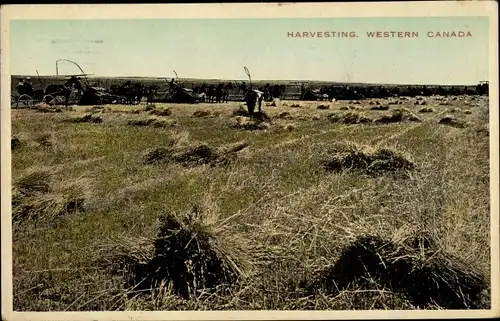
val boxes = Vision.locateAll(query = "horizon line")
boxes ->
[10,74,486,87]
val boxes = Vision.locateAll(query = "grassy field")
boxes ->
[11,95,491,311]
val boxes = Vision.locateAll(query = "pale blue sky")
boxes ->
[10,17,489,85]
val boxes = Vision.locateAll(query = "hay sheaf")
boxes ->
[373,108,420,124]
[193,109,219,118]
[12,167,91,223]
[69,114,103,124]
[230,115,271,131]
[128,117,177,128]
[98,206,262,299]
[274,112,293,120]
[370,105,390,111]
[418,107,435,113]
[150,107,172,117]
[322,142,415,176]
[33,132,55,148]
[439,115,467,128]
[303,233,488,309]
[317,104,330,110]
[11,136,22,150]
[143,139,249,167]
[327,112,373,125]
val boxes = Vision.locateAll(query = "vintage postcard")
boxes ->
[1,2,499,320]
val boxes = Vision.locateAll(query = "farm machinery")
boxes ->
[13,59,128,108]
[163,70,204,104]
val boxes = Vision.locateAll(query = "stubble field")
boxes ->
[11,95,491,311]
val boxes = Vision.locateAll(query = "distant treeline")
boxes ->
[11,76,488,100]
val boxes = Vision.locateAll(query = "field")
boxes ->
[11,94,491,311]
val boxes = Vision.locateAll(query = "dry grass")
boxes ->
[12,167,91,224]
[10,96,491,311]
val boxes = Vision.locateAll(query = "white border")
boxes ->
[1,2,499,320]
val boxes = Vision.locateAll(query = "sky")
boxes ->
[9,17,490,85]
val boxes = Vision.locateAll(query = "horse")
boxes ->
[145,84,160,105]
[44,76,83,107]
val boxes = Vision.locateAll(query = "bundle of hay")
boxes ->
[418,107,435,113]
[342,112,372,124]
[88,106,105,114]
[128,117,177,128]
[143,140,249,167]
[32,103,63,113]
[277,123,298,131]
[230,116,271,131]
[317,104,330,110]
[12,167,91,223]
[305,233,487,309]
[99,207,259,299]
[33,132,54,148]
[193,110,218,118]
[11,136,21,151]
[274,112,292,120]
[150,107,172,117]
[69,114,103,124]
[270,98,280,107]
[231,106,251,117]
[290,103,301,108]
[439,115,467,128]
[322,142,415,176]
[328,112,372,125]
[370,105,390,111]
[374,108,420,123]
[463,110,472,115]
[144,104,156,111]
[449,108,461,113]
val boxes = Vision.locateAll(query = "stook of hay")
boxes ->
[370,105,390,111]
[274,112,293,120]
[317,104,330,110]
[230,116,271,131]
[439,115,467,128]
[11,136,21,150]
[231,106,251,117]
[193,110,219,118]
[270,99,280,107]
[128,117,177,128]
[305,233,487,309]
[328,112,373,125]
[419,107,435,113]
[150,107,172,117]
[143,140,249,167]
[99,208,255,299]
[290,103,301,108]
[374,108,420,124]
[322,142,415,176]
[33,133,54,148]
[12,168,91,223]
[69,114,103,124]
